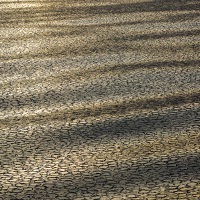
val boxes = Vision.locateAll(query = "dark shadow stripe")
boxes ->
[1,90,200,126]
[1,0,200,23]
[5,152,200,199]
[1,38,199,61]
[1,11,200,27]
[110,60,200,72]
[3,20,200,41]
[0,98,199,168]
[166,12,200,22]
[111,29,200,42]
[0,60,199,112]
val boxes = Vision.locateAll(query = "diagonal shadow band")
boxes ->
[110,29,200,42]
[2,18,200,40]
[1,27,199,60]
[1,0,200,23]
[0,97,199,167]
[0,60,200,112]
[4,152,200,199]
[0,90,200,127]
[1,5,200,29]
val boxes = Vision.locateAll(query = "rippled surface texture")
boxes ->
[0,0,200,199]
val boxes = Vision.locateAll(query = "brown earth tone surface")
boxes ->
[0,0,200,199]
